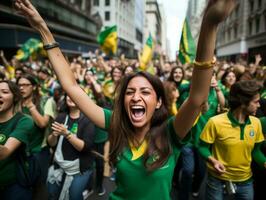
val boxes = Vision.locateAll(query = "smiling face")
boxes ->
[124,76,161,130]
[112,67,122,83]
[225,71,236,87]
[0,82,14,114]
[173,68,183,83]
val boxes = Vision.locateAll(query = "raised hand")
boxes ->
[14,0,46,30]
[204,0,237,25]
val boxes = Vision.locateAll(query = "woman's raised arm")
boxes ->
[174,0,236,138]
[14,0,105,128]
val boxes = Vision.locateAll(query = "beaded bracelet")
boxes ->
[194,59,216,69]
[43,42,59,50]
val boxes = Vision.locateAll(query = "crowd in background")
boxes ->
[0,47,265,200]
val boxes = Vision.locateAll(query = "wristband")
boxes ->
[43,42,59,50]
[65,130,71,138]
[66,134,72,140]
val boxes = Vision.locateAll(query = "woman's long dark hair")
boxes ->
[109,71,171,171]
[17,73,41,110]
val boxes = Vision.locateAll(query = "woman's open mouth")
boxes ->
[130,105,146,122]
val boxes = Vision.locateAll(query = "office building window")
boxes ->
[258,0,262,8]
[235,5,239,19]
[256,17,260,33]
[93,0,99,6]
[105,0,110,6]
[265,16,266,31]
[105,11,110,21]
[249,0,254,13]
[249,21,253,35]
[228,29,231,41]
[234,27,238,38]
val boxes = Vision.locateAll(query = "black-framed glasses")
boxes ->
[18,83,32,87]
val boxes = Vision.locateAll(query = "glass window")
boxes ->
[93,0,99,6]
[105,11,110,21]
[249,21,253,35]
[249,0,254,13]
[258,0,262,8]
[234,26,238,38]
[105,0,110,6]
[256,17,260,33]
[265,16,266,31]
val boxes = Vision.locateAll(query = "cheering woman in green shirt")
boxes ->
[14,0,236,199]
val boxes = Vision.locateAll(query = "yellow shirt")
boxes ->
[200,112,264,182]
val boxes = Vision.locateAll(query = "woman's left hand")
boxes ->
[51,122,68,137]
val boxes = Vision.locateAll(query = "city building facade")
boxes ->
[216,0,266,64]
[144,0,163,57]
[186,0,207,44]
[0,0,101,57]
[91,0,145,57]
[159,3,170,59]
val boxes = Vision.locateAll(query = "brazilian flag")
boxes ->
[178,19,196,64]
[97,25,117,55]
[139,33,154,73]
[15,38,45,61]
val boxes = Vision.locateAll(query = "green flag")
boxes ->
[15,38,44,61]
[97,25,117,55]
[178,19,196,64]
[140,33,153,69]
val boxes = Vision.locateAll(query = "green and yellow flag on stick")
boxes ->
[178,19,196,64]
[97,25,117,55]
[139,33,154,72]
[15,38,45,61]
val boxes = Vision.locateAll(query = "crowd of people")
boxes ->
[0,0,265,200]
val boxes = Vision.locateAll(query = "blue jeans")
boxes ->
[178,146,206,200]
[47,169,92,200]
[206,174,254,200]
[1,183,32,200]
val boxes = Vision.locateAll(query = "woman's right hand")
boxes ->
[14,0,47,31]
[51,122,69,137]
[208,156,226,174]
[212,159,226,174]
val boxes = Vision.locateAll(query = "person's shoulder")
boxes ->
[249,115,261,124]
[209,112,227,122]
[16,112,33,123]
[12,112,34,128]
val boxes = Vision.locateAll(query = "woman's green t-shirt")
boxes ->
[0,113,33,186]
[103,109,189,200]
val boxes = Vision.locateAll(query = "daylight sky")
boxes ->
[158,0,189,60]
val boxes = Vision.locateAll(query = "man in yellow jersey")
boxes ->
[198,80,266,200]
